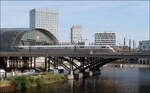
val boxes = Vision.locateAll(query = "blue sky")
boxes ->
[1,1,149,45]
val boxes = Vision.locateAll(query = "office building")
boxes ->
[138,40,150,64]
[71,26,83,44]
[138,40,150,52]
[95,31,116,46]
[30,9,59,39]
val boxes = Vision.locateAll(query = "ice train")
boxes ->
[16,45,115,53]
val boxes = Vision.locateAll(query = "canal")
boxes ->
[13,64,150,93]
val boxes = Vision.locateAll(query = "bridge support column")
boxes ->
[27,58,30,69]
[45,57,47,71]
[69,58,74,75]
[30,57,33,69]
[48,57,50,71]
[67,58,74,80]
[6,57,10,68]
[67,74,74,80]
[12,58,15,71]
[74,73,83,79]
[79,57,85,73]
[19,56,22,69]
[16,57,19,70]
[34,57,36,69]
[89,71,93,77]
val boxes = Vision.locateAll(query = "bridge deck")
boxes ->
[0,52,150,58]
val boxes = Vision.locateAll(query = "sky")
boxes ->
[1,1,149,45]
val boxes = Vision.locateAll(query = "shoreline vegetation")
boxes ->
[0,62,148,92]
[0,72,66,91]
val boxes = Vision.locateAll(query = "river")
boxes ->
[13,64,150,93]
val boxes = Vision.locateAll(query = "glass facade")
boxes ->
[95,32,116,46]
[0,28,58,51]
[20,30,54,46]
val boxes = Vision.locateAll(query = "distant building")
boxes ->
[138,40,150,52]
[59,42,72,45]
[95,31,116,46]
[71,26,83,45]
[30,9,59,39]
[138,40,150,65]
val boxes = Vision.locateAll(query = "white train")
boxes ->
[16,45,115,53]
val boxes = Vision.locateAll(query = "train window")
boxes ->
[18,47,23,49]
[101,46,106,48]
[80,46,84,48]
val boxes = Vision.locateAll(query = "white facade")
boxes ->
[95,31,116,46]
[30,9,59,39]
[138,40,150,51]
[71,26,82,44]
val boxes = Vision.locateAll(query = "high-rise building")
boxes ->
[71,26,83,44]
[138,40,150,52]
[95,31,116,46]
[30,9,59,39]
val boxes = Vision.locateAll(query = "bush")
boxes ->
[53,74,65,81]
[45,72,54,76]
[9,75,30,89]
[36,76,44,87]
[29,76,36,84]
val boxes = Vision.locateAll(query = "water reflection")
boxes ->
[13,65,150,93]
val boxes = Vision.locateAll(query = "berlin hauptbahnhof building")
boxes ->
[0,28,58,69]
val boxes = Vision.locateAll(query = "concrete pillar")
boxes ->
[89,71,93,77]
[9,58,12,69]
[48,57,50,71]
[34,57,36,69]
[78,73,83,79]
[69,58,74,75]
[7,56,10,68]
[67,58,74,80]
[4,57,7,68]
[18,57,20,68]
[67,74,74,80]
[12,58,15,71]
[14,58,17,70]
[45,57,48,71]
[27,58,29,69]
[30,57,33,68]
[16,57,19,69]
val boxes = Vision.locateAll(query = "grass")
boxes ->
[8,75,31,89]
[36,76,44,87]
[0,80,10,87]
[0,72,66,89]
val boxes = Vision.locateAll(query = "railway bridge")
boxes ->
[0,52,149,74]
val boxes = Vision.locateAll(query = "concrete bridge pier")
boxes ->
[33,56,36,69]
[6,56,10,68]
[74,73,84,79]
[29,57,33,69]
[88,71,93,77]
[67,58,74,80]
[48,57,50,71]
[45,56,48,71]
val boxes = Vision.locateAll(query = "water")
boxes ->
[13,64,150,93]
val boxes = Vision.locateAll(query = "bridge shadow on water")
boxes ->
[12,65,150,93]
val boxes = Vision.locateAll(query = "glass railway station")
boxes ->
[0,28,58,52]
[0,28,58,70]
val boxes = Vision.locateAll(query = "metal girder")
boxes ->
[59,57,79,69]
[49,57,70,71]
[1,52,150,59]
[89,58,119,71]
